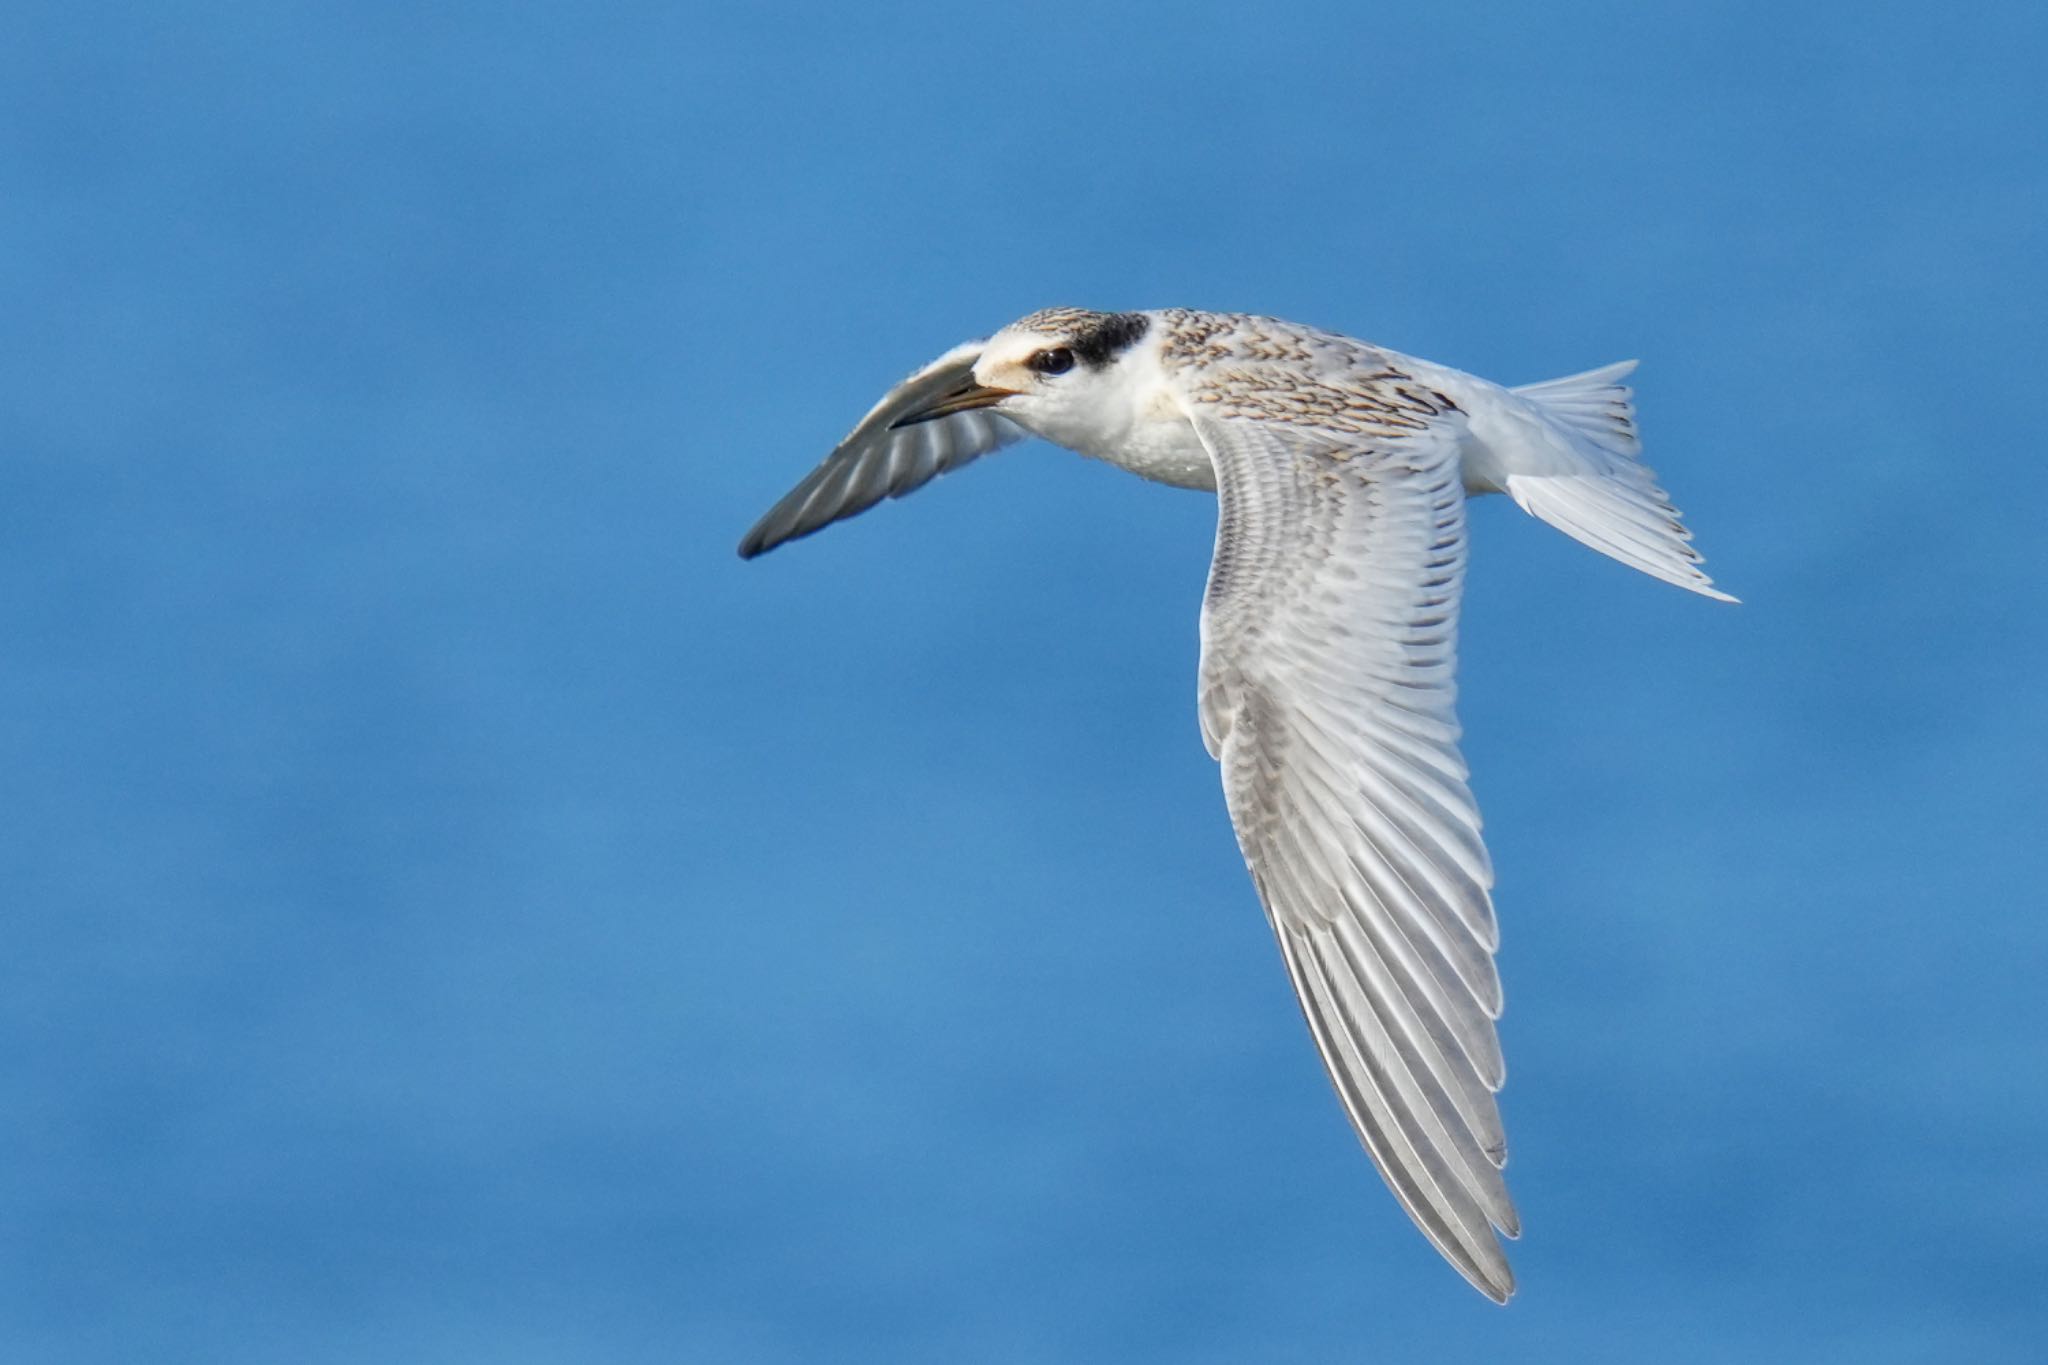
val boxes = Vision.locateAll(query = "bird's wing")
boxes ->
[1188,404,1519,1303]
[738,339,1028,558]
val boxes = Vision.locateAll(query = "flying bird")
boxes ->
[738,307,1733,1302]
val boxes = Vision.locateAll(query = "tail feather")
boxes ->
[1504,476,1736,602]
[1468,362,1736,603]
[1510,361,1641,458]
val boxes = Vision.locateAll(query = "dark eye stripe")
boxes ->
[1069,311,1150,367]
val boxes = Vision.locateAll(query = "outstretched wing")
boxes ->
[1190,406,1519,1302]
[738,340,1027,558]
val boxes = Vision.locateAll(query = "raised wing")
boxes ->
[738,340,1027,558]
[1190,407,1519,1302]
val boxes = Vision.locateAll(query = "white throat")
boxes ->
[1011,337,1217,492]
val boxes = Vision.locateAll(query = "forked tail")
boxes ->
[1469,362,1736,602]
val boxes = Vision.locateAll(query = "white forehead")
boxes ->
[979,325,1062,370]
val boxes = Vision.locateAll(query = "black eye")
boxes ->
[1028,347,1075,376]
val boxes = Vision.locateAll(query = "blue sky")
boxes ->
[5,2,2045,1361]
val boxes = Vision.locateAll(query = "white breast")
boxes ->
[1100,388,1217,490]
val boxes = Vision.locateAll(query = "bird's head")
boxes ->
[891,308,1154,449]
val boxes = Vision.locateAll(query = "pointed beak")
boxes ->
[890,380,1020,429]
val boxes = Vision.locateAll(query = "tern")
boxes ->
[738,307,1733,1302]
